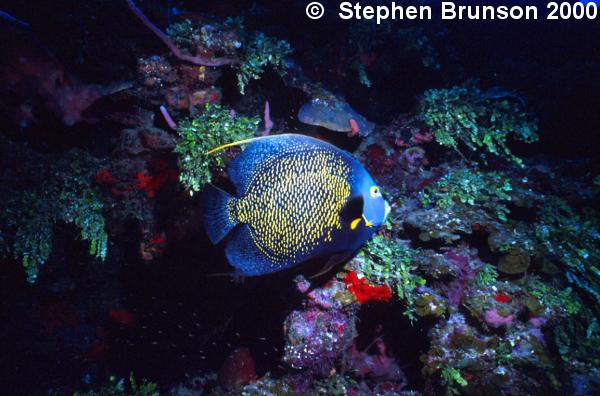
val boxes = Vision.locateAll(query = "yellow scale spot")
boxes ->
[234,145,351,264]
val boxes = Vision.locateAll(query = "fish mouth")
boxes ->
[362,201,390,227]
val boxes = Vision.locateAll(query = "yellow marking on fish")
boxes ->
[206,136,273,155]
[350,218,362,230]
[230,145,352,265]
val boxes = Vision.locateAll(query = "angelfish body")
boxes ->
[202,134,389,276]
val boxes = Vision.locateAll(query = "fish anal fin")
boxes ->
[206,271,246,284]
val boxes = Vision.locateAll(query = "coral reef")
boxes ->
[2,3,600,396]
[353,236,425,321]
[420,168,513,221]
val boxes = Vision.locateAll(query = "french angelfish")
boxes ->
[202,134,390,276]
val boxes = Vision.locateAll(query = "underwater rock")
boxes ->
[218,347,257,391]
[498,252,530,274]
[138,55,176,87]
[298,97,375,137]
[345,338,406,383]
[166,86,190,110]
[462,282,521,325]
[295,275,355,310]
[571,367,600,396]
[119,126,177,155]
[398,146,428,173]
[414,291,446,317]
[406,203,496,243]
[0,12,129,127]
[188,87,222,115]
[414,250,459,279]
[283,307,356,373]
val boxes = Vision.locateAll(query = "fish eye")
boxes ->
[370,186,381,198]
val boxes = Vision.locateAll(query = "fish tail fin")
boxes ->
[202,184,238,244]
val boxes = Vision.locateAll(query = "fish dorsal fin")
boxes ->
[212,134,323,195]
[206,136,270,155]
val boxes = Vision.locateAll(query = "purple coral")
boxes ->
[444,249,481,307]
[484,309,514,328]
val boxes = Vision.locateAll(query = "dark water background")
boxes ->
[0,0,599,394]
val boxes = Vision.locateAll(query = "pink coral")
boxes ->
[260,100,274,136]
[484,309,514,328]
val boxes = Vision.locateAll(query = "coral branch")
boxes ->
[126,0,235,67]
[260,100,273,136]
[159,105,177,130]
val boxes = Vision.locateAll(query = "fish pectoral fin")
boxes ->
[309,252,354,280]
[340,195,364,228]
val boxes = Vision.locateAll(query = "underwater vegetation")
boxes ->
[166,16,293,95]
[74,374,159,396]
[1,1,600,395]
[175,103,259,192]
[534,197,600,305]
[420,168,513,221]
[0,139,107,283]
[356,235,425,322]
[419,83,539,165]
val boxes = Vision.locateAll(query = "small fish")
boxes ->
[297,98,375,136]
[203,134,390,276]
